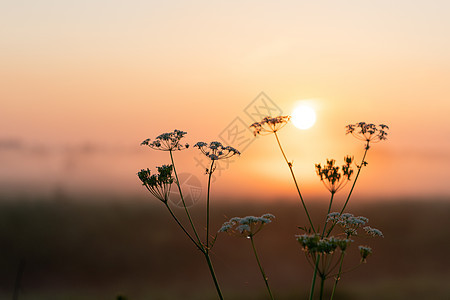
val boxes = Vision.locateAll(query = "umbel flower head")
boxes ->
[315,156,354,193]
[346,122,389,144]
[194,141,240,161]
[219,213,275,237]
[358,245,372,263]
[327,212,369,237]
[250,116,291,136]
[363,226,384,238]
[296,234,352,255]
[141,129,189,151]
[137,165,174,203]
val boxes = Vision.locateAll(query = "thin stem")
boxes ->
[331,262,363,278]
[204,252,224,300]
[169,150,203,245]
[165,203,204,253]
[330,252,345,300]
[206,160,215,251]
[319,275,326,300]
[309,254,320,300]
[250,236,275,300]
[274,132,316,233]
[326,144,370,237]
[339,144,369,214]
[168,152,223,299]
[13,259,25,300]
[321,192,335,237]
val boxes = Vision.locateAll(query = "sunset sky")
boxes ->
[1,1,450,201]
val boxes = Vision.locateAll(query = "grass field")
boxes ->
[0,197,449,300]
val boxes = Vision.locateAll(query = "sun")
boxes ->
[291,104,316,130]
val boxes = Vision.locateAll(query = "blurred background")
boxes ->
[1,0,450,299]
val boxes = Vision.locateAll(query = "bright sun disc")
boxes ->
[292,105,316,130]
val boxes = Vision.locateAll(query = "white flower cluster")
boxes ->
[327,212,383,238]
[219,214,275,237]
[363,226,384,237]
[327,212,369,236]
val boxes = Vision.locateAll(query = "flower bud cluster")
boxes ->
[358,245,372,262]
[296,234,353,255]
[137,165,174,202]
[315,156,354,193]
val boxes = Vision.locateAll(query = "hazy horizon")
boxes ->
[2,1,450,200]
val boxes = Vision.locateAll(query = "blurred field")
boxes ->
[0,197,449,300]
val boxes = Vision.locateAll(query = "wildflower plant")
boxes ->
[139,131,240,300]
[250,117,389,300]
[219,214,276,299]
[136,117,389,300]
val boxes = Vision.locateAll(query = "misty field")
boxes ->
[0,198,449,300]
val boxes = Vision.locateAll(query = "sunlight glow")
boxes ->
[292,104,316,130]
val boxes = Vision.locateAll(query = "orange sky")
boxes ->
[1,1,450,201]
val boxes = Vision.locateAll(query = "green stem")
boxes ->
[274,132,316,233]
[204,252,224,300]
[321,192,335,237]
[319,275,326,300]
[169,150,203,246]
[309,254,320,300]
[206,160,215,251]
[250,235,275,300]
[330,252,345,300]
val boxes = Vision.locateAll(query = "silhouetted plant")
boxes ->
[251,118,389,300]
[139,131,240,300]
[137,119,389,300]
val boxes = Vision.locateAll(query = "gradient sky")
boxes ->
[1,1,450,201]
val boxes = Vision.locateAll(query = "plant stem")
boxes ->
[250,235,275,300]
[339,144,369,214]
[274,132,316,233]
[206,160,215,251]
[204,252,224,300]
[309,254,320,300]
[321,192,335,237]
[326,144,369,237]
[165,152,223,299]
[319,275,326,300]
[165,203,203,252]
[169,150,202,245]
[330,252,345,300]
